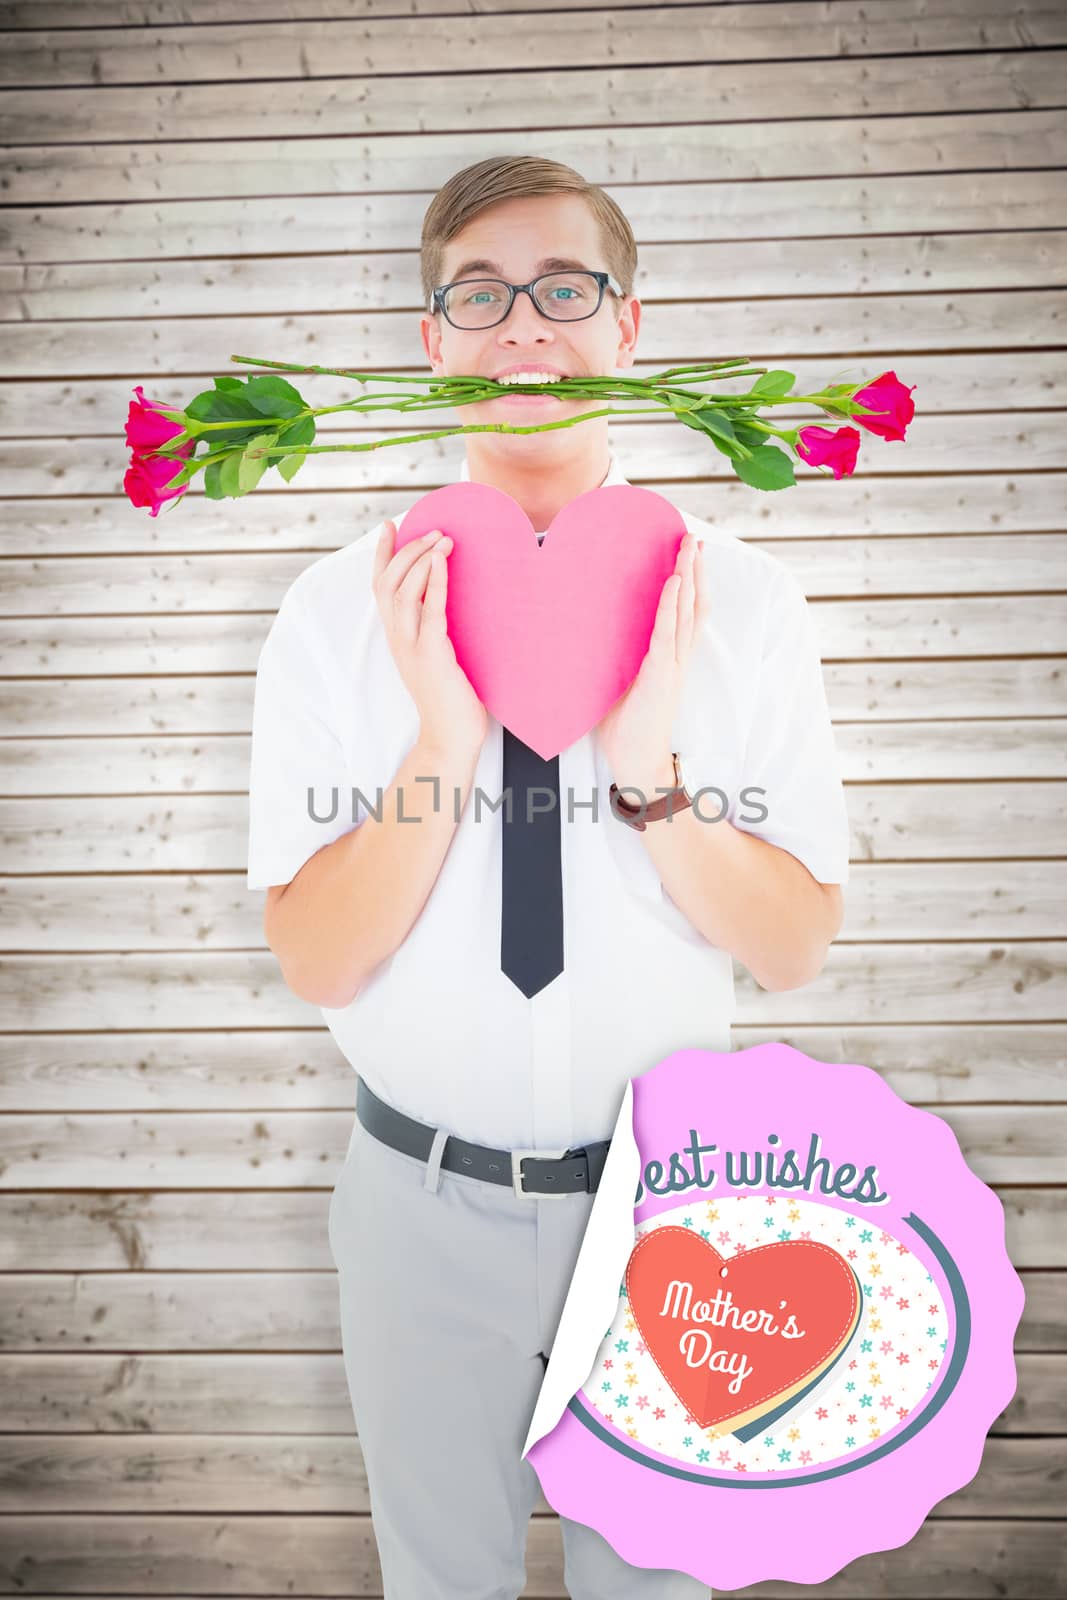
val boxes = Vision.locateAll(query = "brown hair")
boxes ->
[420,156,637,313]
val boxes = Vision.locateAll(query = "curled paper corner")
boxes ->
[521,1078,641,1461]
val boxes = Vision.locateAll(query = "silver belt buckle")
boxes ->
[511,1146,571,1199]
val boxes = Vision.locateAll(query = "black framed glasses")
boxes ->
[430,269,623,330]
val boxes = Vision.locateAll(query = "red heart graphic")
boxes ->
[625,1227,861,1433]
[395,482,687,760]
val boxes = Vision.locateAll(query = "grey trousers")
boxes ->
[328,1102,711,1600]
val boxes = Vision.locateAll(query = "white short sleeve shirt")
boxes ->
[247,448,851,1150]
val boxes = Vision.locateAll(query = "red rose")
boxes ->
[123,447,193,518]
[124,385,194,515]
[796,425,860,480]
[125,384,188,452]
[851,371,916,442]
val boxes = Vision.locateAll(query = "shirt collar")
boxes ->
[458,448,629,489]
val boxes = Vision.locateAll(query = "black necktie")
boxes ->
[500,726,564,997]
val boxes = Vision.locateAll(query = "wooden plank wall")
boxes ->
[1,0,1065,1594]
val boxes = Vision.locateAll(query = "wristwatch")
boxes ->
[609,751,693,832]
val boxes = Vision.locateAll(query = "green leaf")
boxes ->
[202,459,225,500]
[243,375,306,419]
[747,369,795,397]
[730,421,769,449]
[218,450,244,498]
[704,432,746,463]
[677,405,739,447]
[696,407,737,443]
[275,413,316,450]
[277,453,306,483]
[238,432,279,493]
[184,388,275,449]
[732,443,796,492]
[213,376,246,392]
[184,405,261,449]
[186,389,262,424]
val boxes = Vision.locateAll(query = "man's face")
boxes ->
[419,194,640,428]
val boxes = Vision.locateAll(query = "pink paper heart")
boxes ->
[395,482,687,760]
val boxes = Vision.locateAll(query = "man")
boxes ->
[247,159,850,1598]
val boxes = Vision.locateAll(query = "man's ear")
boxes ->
[614,296,641,369]
[419,312,443,370]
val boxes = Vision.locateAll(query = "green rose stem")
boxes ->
[159,406,681,478]
[157,394,825,473]
[220,353,871,420]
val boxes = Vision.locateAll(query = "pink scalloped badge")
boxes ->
[522,1043,1025,1589]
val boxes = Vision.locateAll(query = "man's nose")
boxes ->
[499,288,553,334]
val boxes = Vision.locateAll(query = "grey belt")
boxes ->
[355,1077,611,1199]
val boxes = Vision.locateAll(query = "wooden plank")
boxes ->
[0,1025,1061,1114]
[7,109,1067,208]
[0,1184,1060,1270]
[7,235,1066,322]
[729,1029,1067,1105]
[0,1268,1056,1353]
[7,292,1065,379]
[8,170,1065,264]
[7,0,827,22]
[0,1349,1057,1435]
[2,859,1065,949]
[1,720,1062,791]
[778,538,1067,599]
[3,46,1064,144]
[6,536,1067,617]
[4,660,1064,742]
[835,720,1067,781]
[6,540,1067,620]
[835,861,1067,939]
[735,945,1067,1029]
[3,476,1065,559]
[836,720,1066,780]
[2,0,1065,22]
[3,0,1064,29]
[0,1433,1059,1516]
[0,1032,359,1113]
[1,783,1062,872]
[844,782,1067,861]
[823,662,1067,719]
[0,1513,1063,1596]
[0,0,858,24]
[6,423,1067,515]
[4,3,1066,89]
[1,600,1064,684]
[0,1104,1062,1189]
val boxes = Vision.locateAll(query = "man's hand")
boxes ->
[374,520,488,759]
[596,530,707,791]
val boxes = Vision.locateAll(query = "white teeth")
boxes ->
[496,371,563,385]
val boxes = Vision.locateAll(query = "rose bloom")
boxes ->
[796,425,860,480]
[850,370,916,442]
[124,384,194,516]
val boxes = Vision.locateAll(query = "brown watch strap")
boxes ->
[609,752,692,832]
